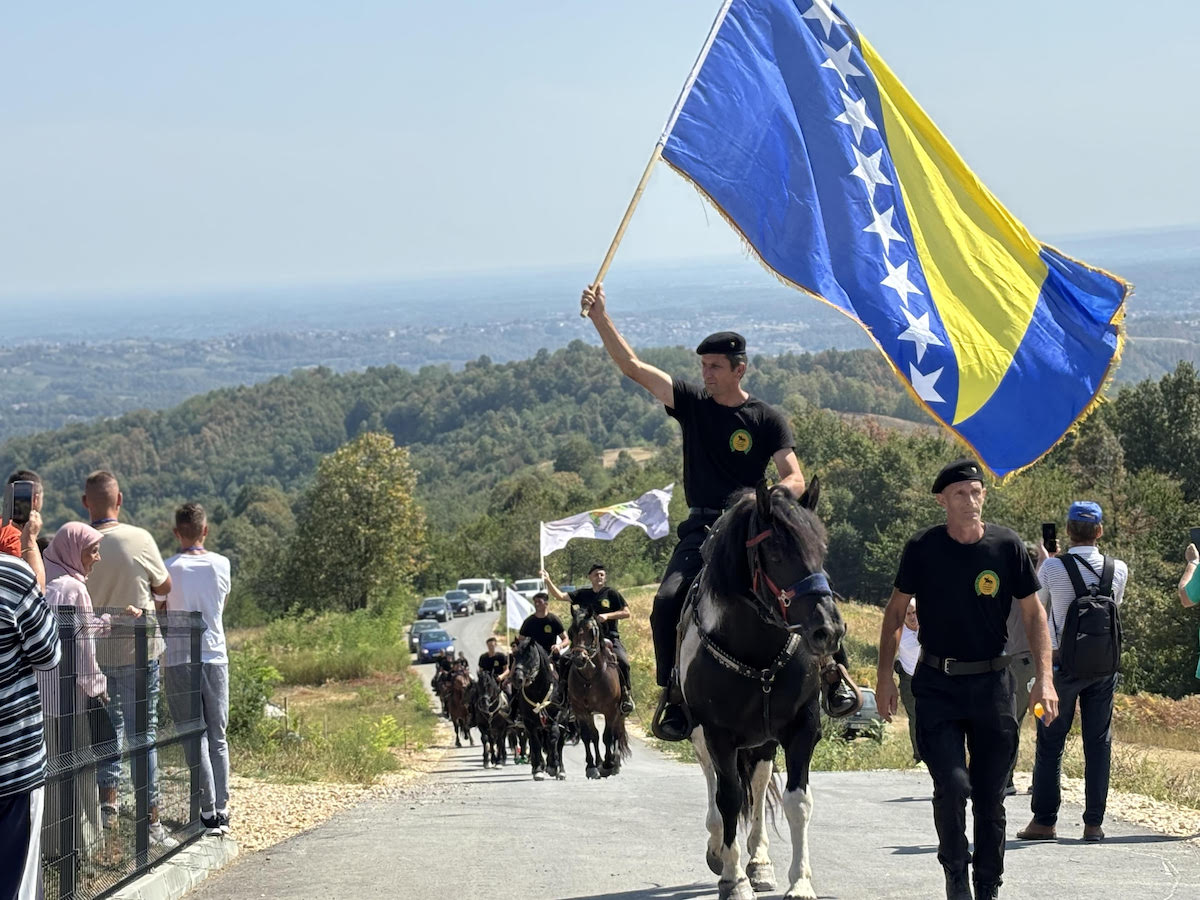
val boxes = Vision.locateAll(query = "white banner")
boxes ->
[539,484,674,560]
[505,586,534,632]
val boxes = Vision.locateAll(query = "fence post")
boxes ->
[57,606,78,900]
[189,611,203,826]
[134,613,149,868]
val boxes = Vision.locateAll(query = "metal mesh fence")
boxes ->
[39,608,207,900]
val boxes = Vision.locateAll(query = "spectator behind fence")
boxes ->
[0,543,60,899]
[38,523,115,865]
[0,469,47,593]
[162,503,232,837]
[81,470,175,846]
[1002,544,1039,797]
[893,597,921,765]
[1178,543,1200,680]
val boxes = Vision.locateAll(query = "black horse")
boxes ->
[509,637,568,781]
[473,672,508,768]
[678,478,844,900]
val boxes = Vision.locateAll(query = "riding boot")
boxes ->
[651,673,691,742]
[619,666,635,715]
[944,866,972,900]
[823,651,862,718]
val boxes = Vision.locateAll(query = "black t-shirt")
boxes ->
[518,613,565,652]
[894,523,1040,663]
[478,652,508,677]
[569,586,627,640]
[667,377,794,510]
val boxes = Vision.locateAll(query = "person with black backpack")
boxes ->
[1017,501,1128,844]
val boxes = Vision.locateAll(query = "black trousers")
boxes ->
[914,665,1018,886]
[651,513,717,686]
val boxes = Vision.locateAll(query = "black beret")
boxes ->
[695,331,746,355]
[931,458,984,493]
[588,563,606,574]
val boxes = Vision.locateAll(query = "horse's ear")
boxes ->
[798,475,821,511]
[755,479,772,519]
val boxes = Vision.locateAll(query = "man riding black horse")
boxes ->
[579,283,859,740]
[432,651,454,718]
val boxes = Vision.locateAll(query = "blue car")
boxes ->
[417,629,455,663]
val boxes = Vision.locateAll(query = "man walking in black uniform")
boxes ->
[544,563,635,715]
[579,283,858,741]
[876,459,1059,900]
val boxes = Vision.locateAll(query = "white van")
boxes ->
[512,577,546,601]
[456,578,498,612]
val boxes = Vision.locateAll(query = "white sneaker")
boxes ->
[149,820,179,849]
[217,811,231,835]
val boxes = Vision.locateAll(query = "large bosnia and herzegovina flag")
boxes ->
[659,0,1129,477]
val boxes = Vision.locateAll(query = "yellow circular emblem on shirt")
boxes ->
[730,429,753,454]
[544,624,552,633]
[975,570,1000,598]
[601,599,610,609]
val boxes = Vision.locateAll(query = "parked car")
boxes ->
[842,687,884,741]
[445,589,474,617]
[417,597,451,623]
[408,619,441,652]
[512,577,546,601]
[417,629,455,663]
[457,578,498,612]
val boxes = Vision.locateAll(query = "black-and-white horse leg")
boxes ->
[744,750,777,892]
[781,706,821,900]
[708,732,755,900]
[692,726,724,875]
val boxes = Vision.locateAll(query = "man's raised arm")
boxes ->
[581,284,674,408]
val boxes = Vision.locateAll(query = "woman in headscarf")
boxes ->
[38,523,114,863]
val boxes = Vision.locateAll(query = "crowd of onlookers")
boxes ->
[0,469,231,899]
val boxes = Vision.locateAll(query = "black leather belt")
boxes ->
[920,652,1011,676]
[688,506,724,517]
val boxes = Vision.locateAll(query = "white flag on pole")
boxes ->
[539,484,674,560]
[506,586,535,632]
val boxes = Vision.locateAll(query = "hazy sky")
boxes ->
[2,1,1197,297]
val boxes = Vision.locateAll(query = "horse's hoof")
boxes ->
[455,741,462,748]
[533,770,546,781]
[783,878,817,900]
[746,862,776,892]
[718,877,755,900]
[586,767,600,779]
[556,772,566,781]
[547,765,559,777]
[706,849,722,875]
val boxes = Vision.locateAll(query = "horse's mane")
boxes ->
[513,634,551,676]
[699,484,826,602]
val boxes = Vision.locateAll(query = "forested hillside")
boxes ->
[3,343,1199,697]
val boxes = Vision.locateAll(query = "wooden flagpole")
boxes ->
[581,0,738,317]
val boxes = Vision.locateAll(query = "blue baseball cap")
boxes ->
[1068,501,1103,523]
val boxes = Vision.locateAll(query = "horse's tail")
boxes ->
[735,746,781,824]
[613,713,631,761]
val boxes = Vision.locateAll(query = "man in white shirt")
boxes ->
[161,503,232,837]
[895,598,921,764]
[1016,501,1128,844]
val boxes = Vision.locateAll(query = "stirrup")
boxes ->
[821,661,863,718]
[651,687,693,741]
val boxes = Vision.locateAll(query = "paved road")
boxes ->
[191,610,1200,900]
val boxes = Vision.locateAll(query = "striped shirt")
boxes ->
[1037,545,1129,650]
[0,555,60,798]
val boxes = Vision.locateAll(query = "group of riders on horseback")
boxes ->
[430,566,634,781]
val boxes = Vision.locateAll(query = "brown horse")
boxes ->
[448,672,475,748]
[567,608,630,778]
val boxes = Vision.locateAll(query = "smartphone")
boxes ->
[0,482,32,527]
[1189,527,1200,549]
[1041,522,1058,554]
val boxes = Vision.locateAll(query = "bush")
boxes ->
[227,650,283,739]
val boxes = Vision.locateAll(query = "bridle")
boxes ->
[744,525,832,632]
[569,616,604,676]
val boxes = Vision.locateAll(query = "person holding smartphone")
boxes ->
[1,470,46,592]
[1176,534,1200,683]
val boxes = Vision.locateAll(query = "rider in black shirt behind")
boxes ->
[478,636,510,681]
[544,563,635,715]
[517,593,568,657]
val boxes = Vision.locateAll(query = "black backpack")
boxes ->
[1053,554,1122,678]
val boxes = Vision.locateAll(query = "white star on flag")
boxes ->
[897,308,944,363]
[880,257,922,308]
[910,364,945,404]
[802,0,845,39]
[864,206,905,253]
[820,40,864,89]
[834,91,877,145]
[849,146,891,202]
